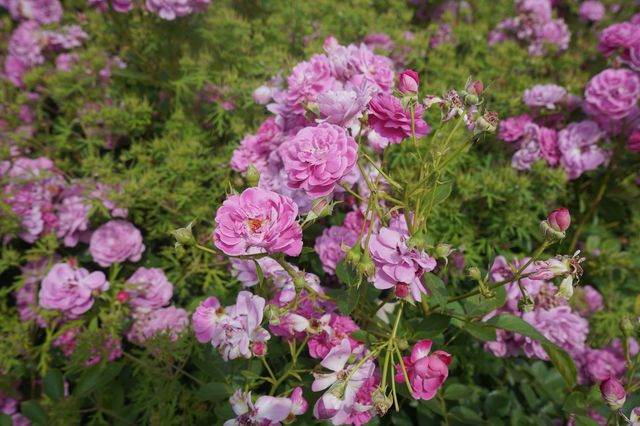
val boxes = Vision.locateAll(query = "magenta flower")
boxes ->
[39,262,109,316]
[314,225,359,275]
[523,84,566,110]
[395,340,452,400]
[143,306,189,342]
[312,339,375,424]
[213,187,302,256]
[15,255,60,325]
[230,118,281,175]
[368,94,430,143]
[8,0,62,24]
[89,220,145,267]
[56,186,92,247]
[598,22,640,58]
[281,123,358,198]
[368,215,437,302]
[600,377,626,409]
[317,84,371,127]
[199,291,271,361]
[573,285,603,317]
[584,69,640,121]
[285,54,336,113]
[192,296,224,343]
[579,1,605,22]
[398,69,419,96]
[145,0,210,20]
[558,120,606,179]
[521,306,588,359]
[225,390,292,426]
[125,267,173,309]
[547,208,571,232]
[498,113,533,143]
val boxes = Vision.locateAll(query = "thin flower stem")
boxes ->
[261,356,276,383]
[344,345,384,384]
[410,105,424,162]
[394,342,413,395]
[294,335,310,362]
[390,349,400,411]
[194,244,270,260]
[381,344,392,389]
[625,350,640,392]
[362,152,402,190]
[439,390,451,426]
[338,182,367,202]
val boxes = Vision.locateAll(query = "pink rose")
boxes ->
[39,262,109,315]
[368,93,430,143]
[398,69,419,96]
[395,340,452,400]
[281,123,358,197]
[89,220,145,267]
[213,187,302,256]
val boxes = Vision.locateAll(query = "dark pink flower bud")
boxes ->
[600,377,626,409]
[252,342,266,356]
[548,208,571,232]
[398,70,420,96]
[466,80,483,96]
[395,283,410,299]
[116,291,130,302]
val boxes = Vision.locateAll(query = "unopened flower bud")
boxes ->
[252,85,272,105]
[344,244,363,266]
[357,253,376,278]
[396,338,409,351]
[398,70,420,96]
[245,162,261,187]
[293,273,307,289]
[539,220,566,242]
[547,208,571,232]
[434,243,452,260]
[116,291,130,303]
[395,283,410,299]
[308,197,334,221]
[266,305,280,326]
[621,316,635,337]
[556,276,574,299]
[518,295,535,313]
[475,110,499,134]
[462,80,483,105]
[406,231,429,251]
[466,266,482,281]
[171,221,196,247]
[252,342,266,356]
[600,377,626,410]
[372,391,392,417]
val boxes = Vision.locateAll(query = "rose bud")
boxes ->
[116,291,130,303]
[395,283,410,299]
[398,70,420,96]
[600,377,626,410]
[548,208,571,232]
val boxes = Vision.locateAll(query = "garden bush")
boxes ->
[1,0,640,425]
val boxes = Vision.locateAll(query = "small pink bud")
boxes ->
[68,257,77,268]
[252,342,266,356]
[548,208,571,232]
[467,80,483,96]
[600,377,626,410]
[395,283,410,299]
[398,70,420,96]
[116,291,130,303]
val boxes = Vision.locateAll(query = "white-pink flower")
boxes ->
[224,390,292,426]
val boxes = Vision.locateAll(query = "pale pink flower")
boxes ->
[125,267,173,309]
[89,220,145,267]
[224,390,292,426]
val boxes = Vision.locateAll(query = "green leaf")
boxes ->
[449,405,483,423]
[254,259,264,287]
[484,314,577,388]
[562,391,589,415]
[622,393,640,417]
[20,401,48,424]
[432,181,453,205]
[337,284,359,316]
[444,383,473,400]
[0,414,13,426]
[43,368,64,402]
[349,330,376,344]
[572,416,603,426]
[196,382,233,402]
[335,259,358,286]
[74,362,124,397]
[484,390,512,418]
[422,272,448,308]
[460,321,497,341]
[463,286,507,317]
[411,314,451,340]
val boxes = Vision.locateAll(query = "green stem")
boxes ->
[362,153,402,190]
[439,391,451,426]
[394,342,414,395]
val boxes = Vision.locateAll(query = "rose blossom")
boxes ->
[398,69,419,96]
[143,306,189,342]
[600,377,626,409]
[522,84,566,110]
[39,262,109,315]
[584,68,640,121]
[368,215,437,302]
[281,122,358,197]
[317,84,371,127]
[367,93,430,143]
[7,0,63,24]
[213,187,302,256]
[192,296,225,343]
[395,339,452,400]
[558,120,606,179]
[579,1,605,22]
[89,220,145,267]
[225,390,292,426]
[125,267,173,309]
[314,225,359,275]
[597,22,640,58]
[498,113,533,143]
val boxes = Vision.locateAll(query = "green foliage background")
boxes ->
[1,0,639,425]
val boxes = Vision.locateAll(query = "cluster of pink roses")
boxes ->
[482,253,637,386]
[499,66,640,178]
[488,0,570,56]
[86,0,211,20]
